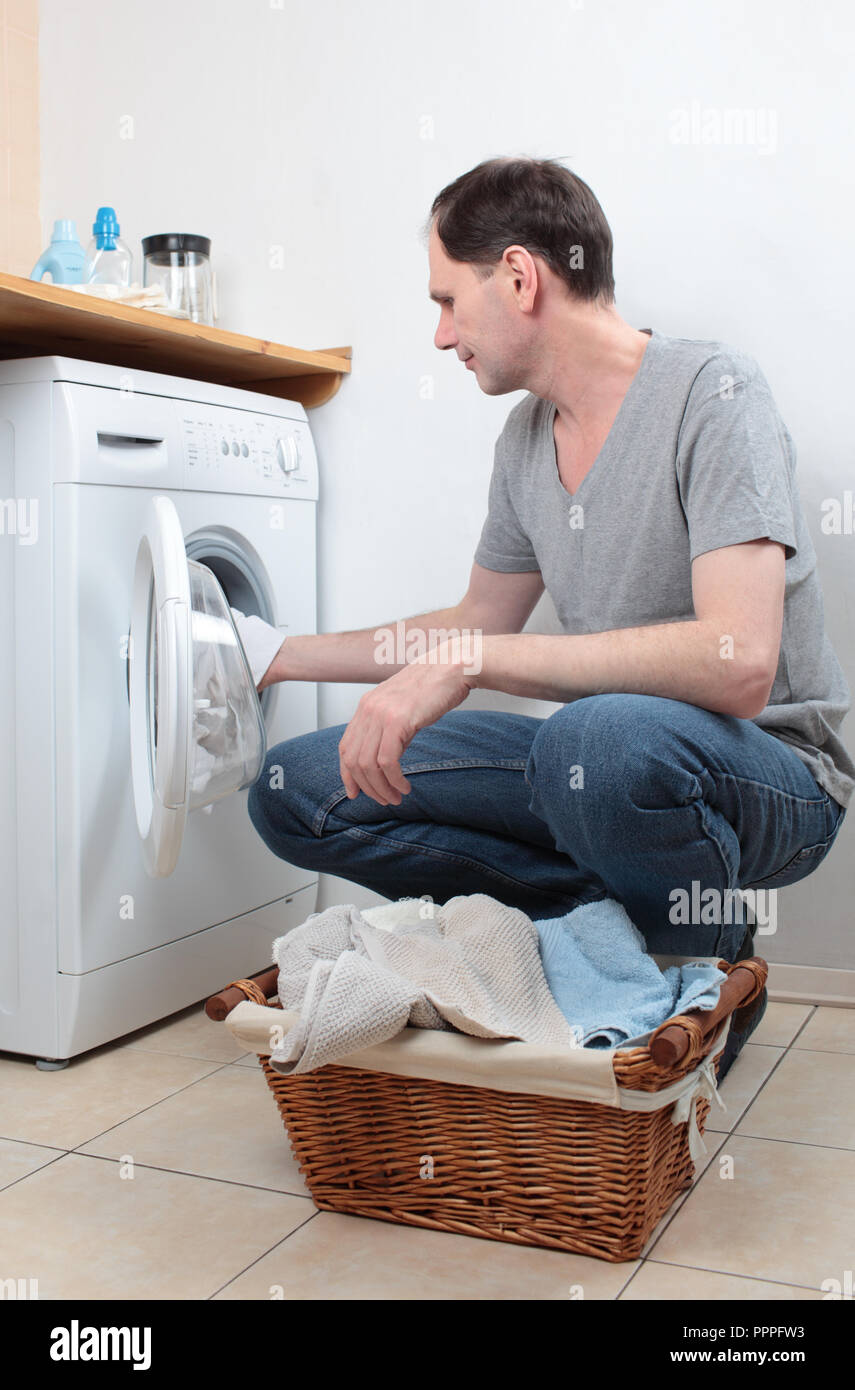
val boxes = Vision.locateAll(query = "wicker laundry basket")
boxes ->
[207,954,767,1263]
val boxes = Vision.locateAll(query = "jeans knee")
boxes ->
[526,695,636,791]
[247,725,345,854]
[247,749,300,851]
[525,694,702,811]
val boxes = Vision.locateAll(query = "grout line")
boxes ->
[786,1045,855,1056]
[0,1134,66,1152]
[693,1043,790,1136]
[57,1149,314,1202]
[635,1132,730,1265]
[0,1147,71,1195]
[207,1210,323,1300]
[56,1059,238,1151]
[786,1005,819,1046]
[120,1044,253,1064]
[706,1131,855,1155]
[632,1257,825,1296]
[715,1029,808,1131]
[785,999,854,1053]
[613,1261,647,1299]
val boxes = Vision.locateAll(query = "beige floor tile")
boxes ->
[0,1137,65,1191]
[753,1002,814,1048]
[213,1209,639,1300]
[733,1049,855,1149]
[0,1048,221,1149]
[621,1263,823,1299]
[639,1132,729,1257]
[705,1044,784,1133]
[121,1000,252,1064]
[232,1053,262,1069]
[645,1134,855,1289]
[791,1006,855,1055]
[0,1152,314,1300]
[78,1066,309,1196]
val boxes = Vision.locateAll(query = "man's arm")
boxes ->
[465,539,785,719]
[259,563,546,689]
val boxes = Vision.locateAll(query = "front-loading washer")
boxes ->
[0,356,320,1064]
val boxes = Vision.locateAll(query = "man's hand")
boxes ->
[339,641,477,804]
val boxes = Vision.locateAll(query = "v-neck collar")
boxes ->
[547,327,660,502]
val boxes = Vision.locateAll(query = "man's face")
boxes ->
[428,222,530,395]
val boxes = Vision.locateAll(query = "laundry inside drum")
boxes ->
[186,559,266,811]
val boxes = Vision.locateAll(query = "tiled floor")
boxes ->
[1,1000,853,1300]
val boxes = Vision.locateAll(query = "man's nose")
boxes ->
[434,309,457,351]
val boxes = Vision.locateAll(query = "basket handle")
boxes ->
[205,965,280,1021]
[648,957,768,1069]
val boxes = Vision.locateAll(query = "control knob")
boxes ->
[275,436,299,474]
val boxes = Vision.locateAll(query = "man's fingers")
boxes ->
[353,725,394,803]
[340,720,403,804]
[376,733,412,797]
[364,752,405,804]
[340,762,360,799]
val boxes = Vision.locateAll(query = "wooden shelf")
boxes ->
[0,271,351,408]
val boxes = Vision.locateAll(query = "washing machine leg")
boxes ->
[35,1057,70,1071]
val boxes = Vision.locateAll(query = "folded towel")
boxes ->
[535,898,726,1048]
[268,893,582,1074]
[65,281,170,308]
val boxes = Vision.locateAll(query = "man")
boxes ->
[242,156,853,1079]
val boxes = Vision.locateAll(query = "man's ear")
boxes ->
[500,244,539,311]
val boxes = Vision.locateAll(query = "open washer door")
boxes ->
[129,495,266,878]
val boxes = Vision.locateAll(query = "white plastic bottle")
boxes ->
[83,206,133,288]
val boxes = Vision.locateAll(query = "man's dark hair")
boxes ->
[427,155,615,305]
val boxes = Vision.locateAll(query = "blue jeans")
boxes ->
[247,694,846,962]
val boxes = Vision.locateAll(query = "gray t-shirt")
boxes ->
[473,327,855,810]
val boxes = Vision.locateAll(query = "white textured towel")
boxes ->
[269,894,581,1074]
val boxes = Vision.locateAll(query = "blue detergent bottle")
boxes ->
[30,219,87,284]
[83,206,133,287]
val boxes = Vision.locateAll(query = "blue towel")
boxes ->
[535,898,726,1049]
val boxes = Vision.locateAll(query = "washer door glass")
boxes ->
[186,557,265,811]
[129,495,265,878]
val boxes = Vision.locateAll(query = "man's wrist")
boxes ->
[257,639,288,690]
[414,637,482,691]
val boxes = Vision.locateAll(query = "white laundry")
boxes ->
[267,893,582,1075]
[187,607,273,804]
[190,655,244,802]
[229,608,285,687]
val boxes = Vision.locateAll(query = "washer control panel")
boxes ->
[180,408,318,498]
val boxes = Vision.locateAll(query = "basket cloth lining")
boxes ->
[224,1001,731,1169]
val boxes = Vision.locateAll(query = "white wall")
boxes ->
[38,0,855,973]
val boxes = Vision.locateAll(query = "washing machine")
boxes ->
[0,356,320,1065]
